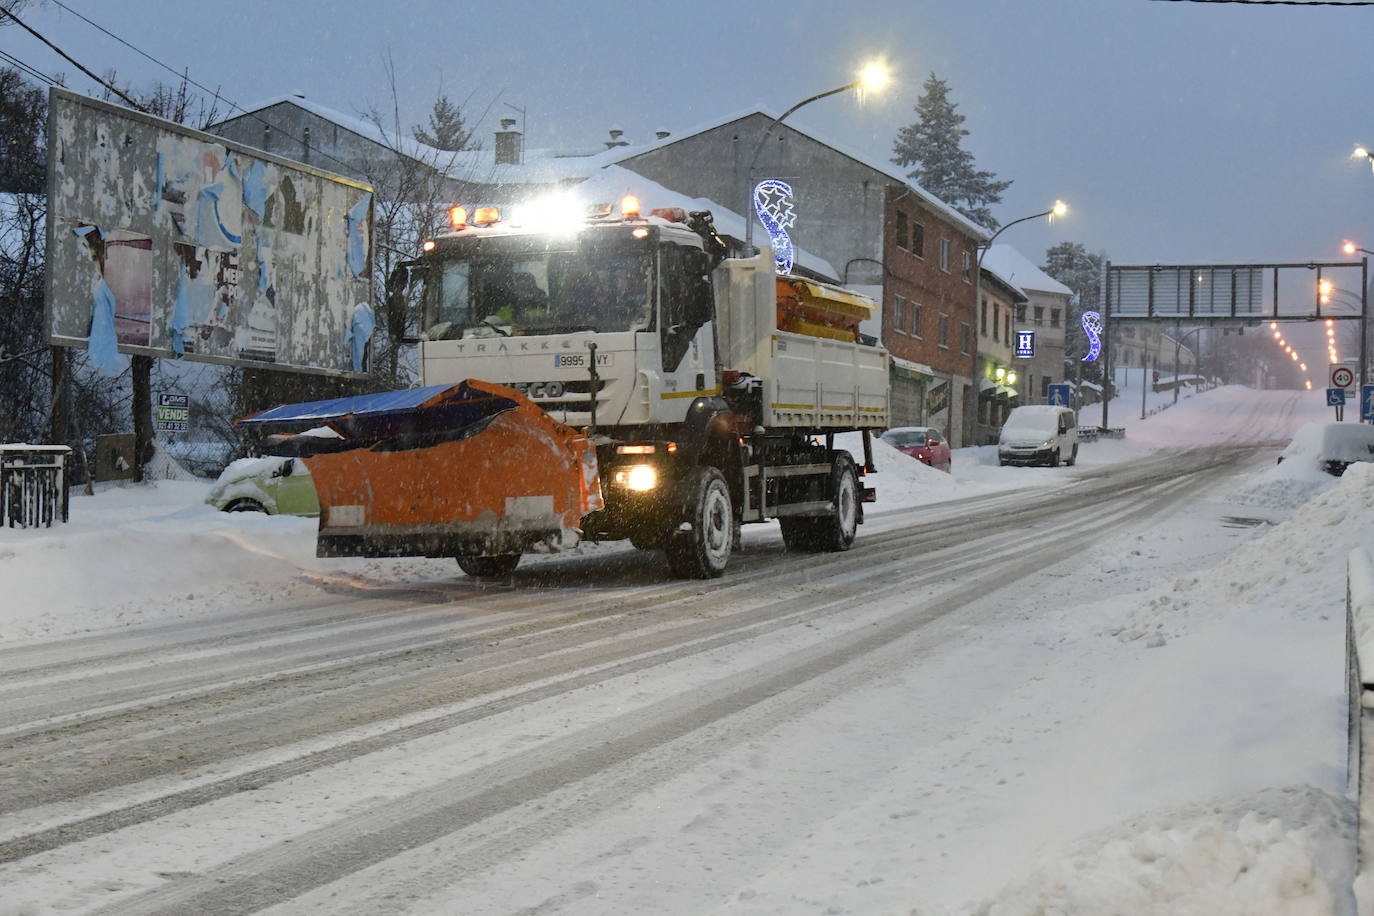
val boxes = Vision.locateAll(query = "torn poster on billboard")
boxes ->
[47,88,374,377]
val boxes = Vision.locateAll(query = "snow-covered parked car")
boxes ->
[997,405,1078,467]
[881,426,952,471]
[205,428,349,516]
[1276,422,1374,476]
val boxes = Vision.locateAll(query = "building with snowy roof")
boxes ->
[980,244,1073,407]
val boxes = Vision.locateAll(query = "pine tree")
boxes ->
[891,73,1010,231]
[412,94,475,152]
[1043,241,1106,321]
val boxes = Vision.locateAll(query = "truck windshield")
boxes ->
[424,247,653,340]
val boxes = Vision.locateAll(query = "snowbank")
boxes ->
[979,788,1353,916]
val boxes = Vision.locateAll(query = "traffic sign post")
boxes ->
[1328,386,1347,420]
[1331,363,1357,395]
[1046,384,1071,407]
[1363,385,1374,423]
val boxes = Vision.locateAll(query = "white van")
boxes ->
[997,405,1078,467]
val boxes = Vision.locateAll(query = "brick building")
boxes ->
[882,188,985,445]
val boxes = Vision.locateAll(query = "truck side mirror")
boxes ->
[385,260,427,344]
[686,248,712,277]
[687,277,715,326]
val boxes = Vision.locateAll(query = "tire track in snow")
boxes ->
[0,462,1207,865]
[90,459,1238,916]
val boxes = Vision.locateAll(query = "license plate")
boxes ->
[554,352,613,369]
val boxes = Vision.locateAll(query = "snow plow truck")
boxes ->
[239,196,890,578]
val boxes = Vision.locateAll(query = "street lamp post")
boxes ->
[970,201,1068,444]
[742,59,890,251]
[1170,325,1206,406]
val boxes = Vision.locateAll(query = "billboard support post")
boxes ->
[131,356,152,483]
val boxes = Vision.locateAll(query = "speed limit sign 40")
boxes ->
[1331,365,1356,390]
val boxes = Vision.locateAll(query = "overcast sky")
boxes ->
[8,0,1374,271]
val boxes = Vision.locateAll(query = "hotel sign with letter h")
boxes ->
[1014,331,1035,359]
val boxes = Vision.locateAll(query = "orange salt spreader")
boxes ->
[236,379,603,559]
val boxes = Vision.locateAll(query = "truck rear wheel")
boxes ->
[665,467,732,579]
[457,553,522,578]
[780,453,859,553]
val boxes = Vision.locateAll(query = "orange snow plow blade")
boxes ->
[239,380,603,558]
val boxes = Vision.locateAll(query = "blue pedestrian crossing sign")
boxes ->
[1363,385,1374,421]
[1047,384,1072,407]
[1328,387,1347,407]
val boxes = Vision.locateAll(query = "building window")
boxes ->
[911,302,923,338]
[892,295,907,333]
[1040,376,1049,399]
[992,302,1000,342]
[938,238,951,272]
[980,298,988,336]
[962,250,972,282]
[911,222,925,258]
[1050,308,1061,328]
[1004,313,1011,344]
[1015,303,1027,321]
[960,322,971,355]
[937,313,950,349]
[1033,305,1044,326]
[895,211,909,251]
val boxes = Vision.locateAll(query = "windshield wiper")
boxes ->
[481,317,512,337]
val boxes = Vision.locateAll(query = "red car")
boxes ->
[881,426,952,472]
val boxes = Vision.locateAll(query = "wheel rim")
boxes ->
[703,483,731,565]
[837,474,857,537]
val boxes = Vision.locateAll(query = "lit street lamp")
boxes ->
[1344,240,1374,257]
[972,201,1068,435]
[1354,145,1374,174]
[743,58,891,251]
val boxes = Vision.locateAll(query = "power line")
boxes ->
[0,5,145,109]
[41,0,396,178]
[0,49,59,86]
[1151,0,1374,5]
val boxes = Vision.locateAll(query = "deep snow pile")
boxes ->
[980,788,1352,916]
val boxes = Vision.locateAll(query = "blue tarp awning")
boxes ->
[238,384,455,426]
[236,382,521,441]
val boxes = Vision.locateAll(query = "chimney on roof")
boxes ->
[604,126,628,149]
[495,118,523,166]
[654,128,670,141]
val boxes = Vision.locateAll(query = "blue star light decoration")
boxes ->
[753,179,796,275]
[1081,310,1103,362]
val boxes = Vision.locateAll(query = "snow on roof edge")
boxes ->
[602,106,992,242]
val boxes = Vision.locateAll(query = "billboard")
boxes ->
[1106,266,1264,319]
[46,88,375,377]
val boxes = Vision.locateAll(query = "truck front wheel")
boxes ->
[457,553,522,578]
[665,467,733,579]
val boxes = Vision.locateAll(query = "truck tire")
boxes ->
[665,467,733,579]
[457,553,522,578]
[780,453,859,553]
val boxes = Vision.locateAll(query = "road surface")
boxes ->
[0,391,1319,914]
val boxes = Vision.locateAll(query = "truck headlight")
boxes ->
[614,464,658,491]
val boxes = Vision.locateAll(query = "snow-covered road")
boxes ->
[0,387,1356,914]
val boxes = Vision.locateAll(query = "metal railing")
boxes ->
[0,445,72,528]
[1346,547,1374,870]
